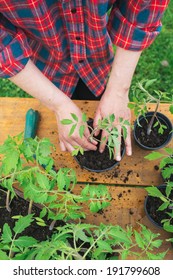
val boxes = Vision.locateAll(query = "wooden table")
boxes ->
[0,97,173,259]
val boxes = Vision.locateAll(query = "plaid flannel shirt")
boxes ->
[0,0,169,97]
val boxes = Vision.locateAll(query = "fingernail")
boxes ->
[100,149,103,153]
[116,156,121,161]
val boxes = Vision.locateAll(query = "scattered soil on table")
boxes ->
[135,116,171,148]
[146,187,173,227]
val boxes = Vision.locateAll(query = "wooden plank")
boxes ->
[0,97,172,186]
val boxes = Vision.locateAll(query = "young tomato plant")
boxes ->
[145,182,173,233]
[145,149,173,233]
[129,79,171,135]
[0,215,168,260]
[61,113,130,159]
[0,134,112,230]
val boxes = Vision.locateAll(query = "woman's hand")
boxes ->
[93,46,142,160]
[93,87,132,161]
[55,99,97,153]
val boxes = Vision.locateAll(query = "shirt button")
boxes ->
[71,8,77,13]
[79,60,84,63]
[76,36,81,40]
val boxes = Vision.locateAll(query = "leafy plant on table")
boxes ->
[0,215,168,260]
[129,79,172,135]
[145,148,173,181]
[145,149,173,233]
[145,182,173,234]
[0,134,111,230]
[61,113,130,159]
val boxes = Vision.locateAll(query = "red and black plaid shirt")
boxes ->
[0,0,169,97]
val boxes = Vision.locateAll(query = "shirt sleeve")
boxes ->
[0,13,32,78]
[107,0,170,51]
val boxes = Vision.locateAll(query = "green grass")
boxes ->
[0,3,173,99]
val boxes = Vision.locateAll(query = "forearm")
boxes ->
[106,46,142,96]
[9,59,71,112]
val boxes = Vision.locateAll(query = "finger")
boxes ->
[99,130,108,153]
[59,141,67,152]
[124,125,132,156]
[64,142,76,153]
[93,111,101,137]
[77,136,97,151]
[114,125,121,161]
[65,135,97,152]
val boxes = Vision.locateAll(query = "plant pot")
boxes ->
[133,112,173,150]
[74,119,126,172]
[74,144,125,172]
[144,184,173,230]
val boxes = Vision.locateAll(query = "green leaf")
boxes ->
[162,167,173,179]
[61,119,73,125]
[2,224,12,243]
[158,202,169,211]
[39,208,47,218]
[71,113,78,122]
[79,125,85,138]
[169,104,173,114]
[145,79,157,88]
[75,229,90,243]
[82,113,87,123]
[145,187,164,198]
[163,221,173,233]
[14,236,37,247]
[109,228,131,244]
[146,251,167,260]
[134,231,145,249]
[151,239,163,248]
[2,150,19,174]
[69,124,77,136]
[97,240,112,252]
[144,152,164,161]
[13,215,33,235]
[89,201,99,212]
[0,250,9,260]
[109,114,115,123]
[128,103,135,109]
[36,173,50,190]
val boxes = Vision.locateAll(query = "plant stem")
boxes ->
[6,190,11,212]
[49,220,56,231]
[147,100,160,135]
[28,200,33,214]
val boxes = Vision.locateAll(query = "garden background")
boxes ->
[0,2,173,100]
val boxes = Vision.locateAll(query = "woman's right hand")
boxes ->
[55,99,98,153]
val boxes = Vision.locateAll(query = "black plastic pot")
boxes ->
[74,143,125,173]
[133,112,173,150]
[144,184,169,230]
[74,119,126,172]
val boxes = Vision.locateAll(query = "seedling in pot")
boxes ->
[145,148,173,182]
[145,182,173,233]
[129,79,172,135]
[61,113,130,159]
